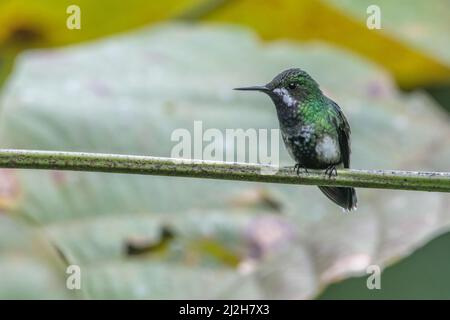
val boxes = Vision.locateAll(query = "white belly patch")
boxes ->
[315,135,340,163]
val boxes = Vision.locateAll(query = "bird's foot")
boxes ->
[324,165,337,178]
[294,163,309,175]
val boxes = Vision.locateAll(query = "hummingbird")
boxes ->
[235,68,357,211]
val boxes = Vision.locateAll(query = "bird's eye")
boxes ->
[288,82,297,90]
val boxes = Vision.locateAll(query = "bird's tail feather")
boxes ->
[318,186,357,212]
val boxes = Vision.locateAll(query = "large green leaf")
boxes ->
[0,23,449,299]
[2,0,449,90]
[0,214,73,299]
[326,0,450,67]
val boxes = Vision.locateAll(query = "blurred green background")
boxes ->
[0,0,449,299]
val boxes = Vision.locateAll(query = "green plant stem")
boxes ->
[0,149,448,192]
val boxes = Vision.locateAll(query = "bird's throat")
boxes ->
[270,95,300,129]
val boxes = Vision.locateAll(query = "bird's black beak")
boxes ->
[233,85,270,93]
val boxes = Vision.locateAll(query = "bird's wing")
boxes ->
[328,99,351,168]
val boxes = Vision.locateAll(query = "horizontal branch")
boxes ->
[0,149,449,192]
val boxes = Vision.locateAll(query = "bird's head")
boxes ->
[234,68,321,108]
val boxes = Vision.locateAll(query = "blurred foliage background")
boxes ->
[0,0,449,299]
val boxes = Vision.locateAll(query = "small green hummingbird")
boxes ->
[235,68,357,211]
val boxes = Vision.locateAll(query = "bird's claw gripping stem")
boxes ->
[325,165,337,178]
[294,163,309,175]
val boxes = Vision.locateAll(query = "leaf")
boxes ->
[0,23,449,299]
[0,215,73,298]
[199,0,450,89]
[326,0,450,67]
[1,0,449,90]
[0,0,200,47]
